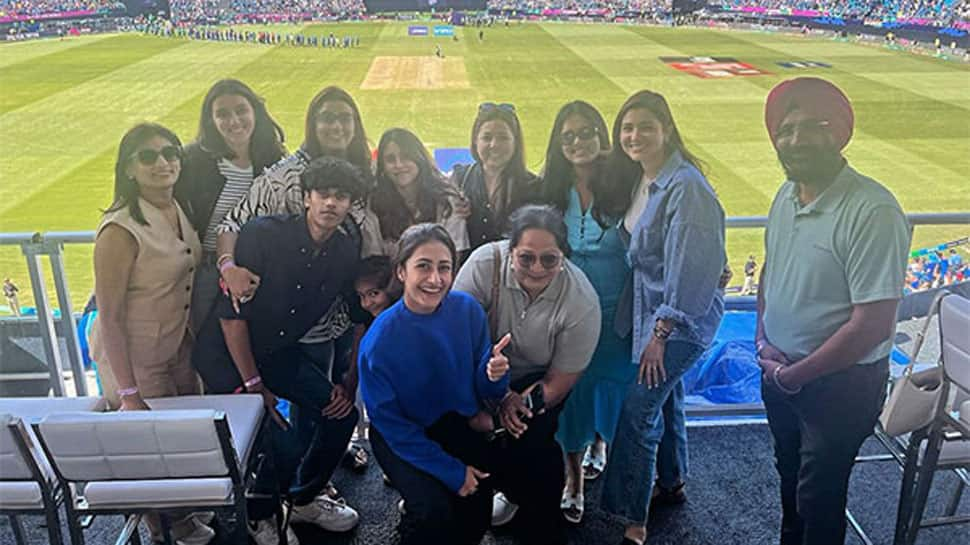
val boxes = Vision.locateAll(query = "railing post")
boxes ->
[48,244,88,396]
[21,239,67,397]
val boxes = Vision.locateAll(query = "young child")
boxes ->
[354,256,401,322]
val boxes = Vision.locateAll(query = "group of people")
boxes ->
[905,248,967,292]
[89,74,910,545]
[169,0,367,24]
[717,0,969,26]
[143,22,362,49]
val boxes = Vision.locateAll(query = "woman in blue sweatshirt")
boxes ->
[358,223,511,545]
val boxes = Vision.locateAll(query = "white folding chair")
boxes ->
[0,396,104,545]
[33,394,264,545]
[894,292,970,545]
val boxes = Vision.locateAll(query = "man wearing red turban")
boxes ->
[756,78,911,545]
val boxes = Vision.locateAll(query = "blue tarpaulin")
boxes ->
[683,310,911,405]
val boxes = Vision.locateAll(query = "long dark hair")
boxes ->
[539,101,612,225]
[105,123,182,226]
[599,90,706,219]
[196,79,286,174]
[303,86,371,173]
[470,104,530,184]
[372,128,461,241]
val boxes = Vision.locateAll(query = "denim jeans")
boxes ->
[601,340,705,526]
[655,378,688,489]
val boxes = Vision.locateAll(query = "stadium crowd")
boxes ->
[3,0,968,27]
[905,248,968,292]
[83,73,919,545]
[0,0,114,17]
[717,0,968,25]
[169,0,366,22]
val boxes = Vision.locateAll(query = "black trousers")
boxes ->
[762,359,888,545]
[260,342,358,506]
[490,373,568,545]
[370,413,493,545]
[193,337,357,515]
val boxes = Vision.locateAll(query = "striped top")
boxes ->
[202,159,254,253]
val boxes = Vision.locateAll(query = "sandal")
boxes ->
[560,489,584,524]
[581,444,606,480]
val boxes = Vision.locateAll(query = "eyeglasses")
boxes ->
[775,120,831,140]
[515,251,562,271]
[560,126,598,146]
[316,111,355,125]
[133,146,181,166]
[479,102,516,114]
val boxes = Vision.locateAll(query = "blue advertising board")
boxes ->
[433,25,455,36]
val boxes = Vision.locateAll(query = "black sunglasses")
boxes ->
[515,252,562,271]
[560,126,599,146]
[133,145,181,166]
[479,102,516,114]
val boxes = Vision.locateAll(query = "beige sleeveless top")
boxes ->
[90,198,201,366]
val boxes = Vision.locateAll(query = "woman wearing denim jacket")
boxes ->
[598,90,726,545]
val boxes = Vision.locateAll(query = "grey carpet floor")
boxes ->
[3,423,967,545]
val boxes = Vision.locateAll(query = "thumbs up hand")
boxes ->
[487,333,511,382]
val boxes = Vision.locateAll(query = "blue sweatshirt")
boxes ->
[359,290,509,492]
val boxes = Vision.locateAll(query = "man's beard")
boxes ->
[777,145,843,185]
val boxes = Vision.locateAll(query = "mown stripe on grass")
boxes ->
[632,27,970,191]
[541,23,773,210]
[0,33,116,70]
[0,34,188,115]
[0,39,277,217]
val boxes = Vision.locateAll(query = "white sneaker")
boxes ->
[491,492,519,527]
[290,496,359,532]
[248,517,299,545]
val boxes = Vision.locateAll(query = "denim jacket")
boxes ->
[627,150,726,362]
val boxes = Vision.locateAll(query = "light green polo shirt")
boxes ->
[762,164,911,364]
[453,241,601,383]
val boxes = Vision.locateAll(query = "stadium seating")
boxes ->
[0,396,105,545]
[32,394,265,545]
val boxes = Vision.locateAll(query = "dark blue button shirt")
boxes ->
[217,213,359,358]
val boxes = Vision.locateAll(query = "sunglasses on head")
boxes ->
[560,126,598,146]
[133,145,181,166]
[317,111,355,125]
[479,102,516,114]
[515,251,562,271]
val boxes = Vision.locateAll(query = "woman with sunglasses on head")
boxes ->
[362,127,469,259]
[598,91,726,545]
[174,79,286,333]
[359,223,510,545]
[538,101,635,524]
[453,205,601,545]
[89,123,212,545]
[451,102,540,254]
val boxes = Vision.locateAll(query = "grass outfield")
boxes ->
[0,22,968,312]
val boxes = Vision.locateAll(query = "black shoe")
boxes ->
[620,538,642,545]
[651,481,687,507]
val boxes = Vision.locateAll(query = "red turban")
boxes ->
[764,77,854,151]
